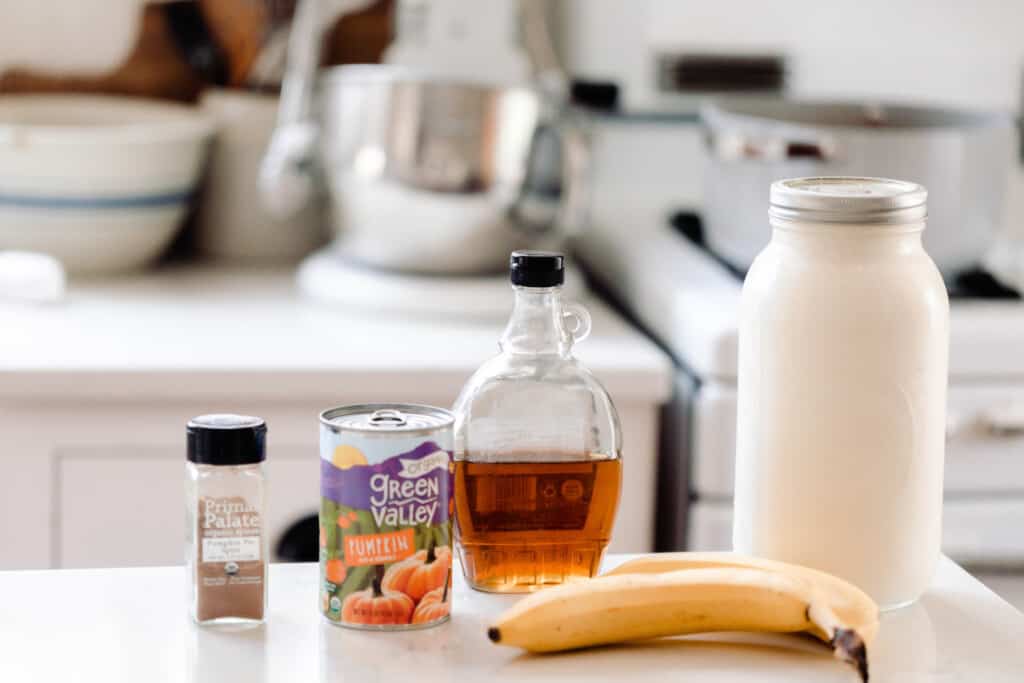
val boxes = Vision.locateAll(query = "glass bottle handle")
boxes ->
[562,302,592,344]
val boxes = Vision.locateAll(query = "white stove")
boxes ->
[578,200,1024,569]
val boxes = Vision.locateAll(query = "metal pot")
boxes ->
[260,0,584,275]
[701,98,1016,275]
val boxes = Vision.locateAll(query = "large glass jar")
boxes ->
[733,177,949,609]
[453,251,622,593]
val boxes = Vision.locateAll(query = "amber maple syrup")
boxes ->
[454,455,622,592]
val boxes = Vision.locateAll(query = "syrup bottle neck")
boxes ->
[499,286,571,356]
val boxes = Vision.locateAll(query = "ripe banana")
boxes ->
[606,552,879,645]
[487,567,870,682]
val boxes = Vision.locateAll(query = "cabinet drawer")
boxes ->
[58,447,318,568]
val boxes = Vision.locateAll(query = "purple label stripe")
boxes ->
[321,440,453,526]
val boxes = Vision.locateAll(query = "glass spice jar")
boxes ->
[186,414,268,625]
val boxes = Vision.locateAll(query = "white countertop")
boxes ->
[0,266,672,402]
[2,555,1022,682]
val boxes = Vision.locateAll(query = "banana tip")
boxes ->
[832,627,869,682]
[487,627,501,643]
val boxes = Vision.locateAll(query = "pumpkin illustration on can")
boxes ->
[411,569,452,625]
[342,566,415,625]
[382,540,451,603]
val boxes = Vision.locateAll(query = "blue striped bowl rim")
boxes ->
[0,189,194,209]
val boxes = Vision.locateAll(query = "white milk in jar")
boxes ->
[733,177,949,608]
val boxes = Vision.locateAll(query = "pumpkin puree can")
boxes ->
[319,403,454,629]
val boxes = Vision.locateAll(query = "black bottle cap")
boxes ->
[570,79,620,111]
[510,250,564,287]
[187,414,267,465]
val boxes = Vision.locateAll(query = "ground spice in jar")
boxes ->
[186,414,268,624]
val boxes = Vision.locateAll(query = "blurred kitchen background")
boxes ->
[2,0,1024,609]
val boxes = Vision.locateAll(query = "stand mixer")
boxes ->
[262,0,587,318]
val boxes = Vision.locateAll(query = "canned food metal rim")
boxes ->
[769,176,927,224]
[319,403,455,435]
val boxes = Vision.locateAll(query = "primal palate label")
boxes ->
[202,536,261,563]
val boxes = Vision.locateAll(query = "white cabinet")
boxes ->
[0,399,662,569]
[0,268,673,570]
[0,400,334,570]
[56,445,320,568]
[59,452,182,568]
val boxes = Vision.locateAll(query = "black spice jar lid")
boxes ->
[187,414,267,465]
[510,250,564,287]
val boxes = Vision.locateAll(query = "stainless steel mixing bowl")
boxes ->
[313,65,581,274]
[260,0,582,275]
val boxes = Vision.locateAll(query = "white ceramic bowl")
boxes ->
[0,95,214,274]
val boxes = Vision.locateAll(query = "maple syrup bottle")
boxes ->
[453,252,622,593]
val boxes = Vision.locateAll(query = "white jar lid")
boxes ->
[769,176,927,224]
